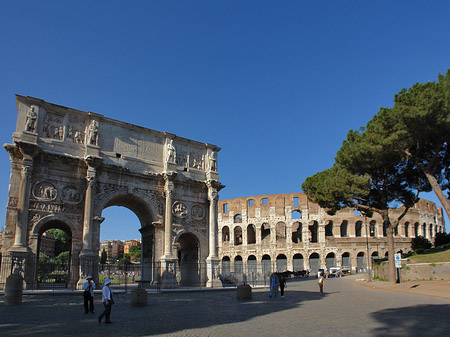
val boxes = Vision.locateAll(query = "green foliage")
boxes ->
[100,249,107,264]
[128,245,141,261]
[44,229,71,256]
[411,236,432,253]
[434,232,450,247]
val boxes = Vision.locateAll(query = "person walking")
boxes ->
[269,273,278,298]
[278,274,286,298]
[318,272,325,295]
[82,276,96,314]
[98,278,114,324]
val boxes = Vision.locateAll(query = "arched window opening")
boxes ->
[292,222,302,243]
[341,252,351,268]
[356,252,366,272]
[293,254,304,271]
[414,223,419,237]
[325,253,336,269]
[234,214,242,223]
[262,254,272,277]
[404,222,409,238]
[276,222,286,240]
[309,253,320,273]
[261,223,270,242]
[222,226,230,242]
[341,220,348,237]
[309,221,318,243]
[325,221,333,237]
[291,210,302,219]
[369,221,376,237]
[234,256,243,274]
[221,256,230,274]
[276,254,287,272]
[247,255,257,276]
[234,226,242,245]
[247,224,256,244]
[355,221,362,237]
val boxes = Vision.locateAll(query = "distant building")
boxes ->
[218,193,445,276]
[124,239,141,255]
[39,232,57,257]
[100,240,125,259]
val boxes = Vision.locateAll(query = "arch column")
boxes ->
[206,181,221,288]
[78,155,102,288]
[160,172,177,288]
[11,142,41,252]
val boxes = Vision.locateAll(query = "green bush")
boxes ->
[411,236,432,253]
[434,232,450,247]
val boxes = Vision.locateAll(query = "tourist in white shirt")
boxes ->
[98,278,114,323]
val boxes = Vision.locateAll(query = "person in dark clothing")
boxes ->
[82,276,95,314]
[278,275,286,298]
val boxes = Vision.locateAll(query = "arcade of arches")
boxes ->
[218,193,445,277]
[1,96,223,289]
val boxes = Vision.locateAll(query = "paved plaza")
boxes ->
[1,275,449,337]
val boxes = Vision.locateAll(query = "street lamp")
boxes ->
[365,215,371,281]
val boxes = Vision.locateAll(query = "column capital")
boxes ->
[16,141,41,159]
[84,155,103,169]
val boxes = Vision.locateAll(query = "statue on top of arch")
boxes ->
[25,105,38,133]
[87,120,99,146]
[166,139,176,164]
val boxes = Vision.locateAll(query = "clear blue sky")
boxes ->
[1,1,449,241]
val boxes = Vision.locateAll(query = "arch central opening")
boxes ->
[100,194,156,286]
[177,233,200,287]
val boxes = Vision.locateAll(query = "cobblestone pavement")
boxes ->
[1,276,449,337]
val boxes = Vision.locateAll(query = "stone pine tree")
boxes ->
[302,109,424,283]
[391,70,450,220]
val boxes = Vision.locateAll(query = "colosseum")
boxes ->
[218,193,445,282]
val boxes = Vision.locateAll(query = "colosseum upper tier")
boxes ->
[218,193,445,273]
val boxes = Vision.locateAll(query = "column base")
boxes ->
[160,257,177,289]
[77,253,98,289]
[206,257,222,288]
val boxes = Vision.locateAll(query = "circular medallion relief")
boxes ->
[172,201,188,218]
[191,204,205,220]
[62,185,83,204]
[33,181,57,201]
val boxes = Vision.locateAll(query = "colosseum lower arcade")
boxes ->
[218,193,445,281]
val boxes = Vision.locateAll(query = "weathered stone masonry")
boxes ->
[1,95,223,289]
[218,193,445,274]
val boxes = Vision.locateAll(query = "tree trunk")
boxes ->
[381,210,396,284]
[423,169,450,220]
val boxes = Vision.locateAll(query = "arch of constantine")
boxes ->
[218,193,445,278]
[1,95,223,289]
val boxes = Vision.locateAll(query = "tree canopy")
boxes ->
[390,70,450,219]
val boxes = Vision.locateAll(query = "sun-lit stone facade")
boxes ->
[218,193,445,274]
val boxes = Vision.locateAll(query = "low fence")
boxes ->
[0,254,313,290]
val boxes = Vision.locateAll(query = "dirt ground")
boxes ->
[348,274,450,301]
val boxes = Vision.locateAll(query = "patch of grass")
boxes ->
[373,275,388,282]
[408,247,450,263]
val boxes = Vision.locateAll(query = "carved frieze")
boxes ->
[29,201,65,213]
[33,181,57,201]
[190,151,204,170]
[173,201,188,218]
[8,197,18,208]
[62,185,83,204]
[191,204,206,220]
[43,111,64,140]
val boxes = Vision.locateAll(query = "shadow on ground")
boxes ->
[0,288,326,336]
[371,304,450,337]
